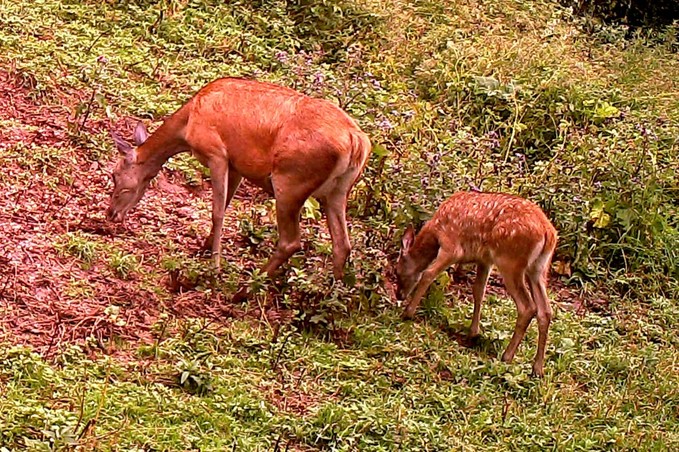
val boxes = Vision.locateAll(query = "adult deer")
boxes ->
[107,78,371,281]
[395,192,557,376]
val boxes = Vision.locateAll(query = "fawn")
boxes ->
[395,191,557,376]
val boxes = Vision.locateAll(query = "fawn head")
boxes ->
[395,226,422,301]
[106,122,151,223]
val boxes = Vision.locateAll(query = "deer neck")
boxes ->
[135,113,188,175]
[411,226,440,273]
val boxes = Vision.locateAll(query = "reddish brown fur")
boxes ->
[107,78,371,282]
[395,191,557,376]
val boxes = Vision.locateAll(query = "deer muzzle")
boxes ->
[106,206,125,223]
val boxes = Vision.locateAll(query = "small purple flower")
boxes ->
[275,51,289,64]
[635,123,658,141]
[377,118,394,131]
[313,71,325,87]
[298,50,313,66]
[402,110,415,120]
[96,55,108,64]
[485,130,500,149]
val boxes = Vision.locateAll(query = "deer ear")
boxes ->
[401,225,416,252]
[111,130,132,154]
[133,121,149,146]
[110,131,137,165]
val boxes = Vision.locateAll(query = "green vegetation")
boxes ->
[2,307,678,450]
[0,0,677,450]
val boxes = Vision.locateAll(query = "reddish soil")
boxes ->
[0,70,267,358]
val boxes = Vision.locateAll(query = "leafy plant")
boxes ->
[56,232,100,268]
[108,250,140,279]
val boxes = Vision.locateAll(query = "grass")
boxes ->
[0,0,677,450]
[2,306,678,450]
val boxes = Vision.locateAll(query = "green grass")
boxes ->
[1,306,677,450]
[0,0,678,450]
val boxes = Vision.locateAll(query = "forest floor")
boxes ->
[0,0,677,450]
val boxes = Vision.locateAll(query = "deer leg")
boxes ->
[261,197,304,277]
[498,265,537,364]
[527,271,553,377]
[225,170,243,207]
[232,186,305,303]
[325,194,351,281]
[469,263,491,338]
[205,160,230,268]
[202,169,242,252]
[402,251,457,319]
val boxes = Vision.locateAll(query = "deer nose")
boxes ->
[106,207,122,223]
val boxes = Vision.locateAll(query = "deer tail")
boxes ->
[349,130,372,176]
[536,227,558,280]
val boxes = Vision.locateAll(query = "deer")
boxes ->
[106,77,371,285]
[394,191,557,376]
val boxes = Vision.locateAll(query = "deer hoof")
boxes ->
[401,309,416,321]
[201,235,214,252]
[232,287,249,304]
[531,363,545,378]
[501,351,514,363]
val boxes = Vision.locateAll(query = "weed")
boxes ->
[56,232,99,268]
[108,250,140,279]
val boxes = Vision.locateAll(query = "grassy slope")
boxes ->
[0,0,677,450]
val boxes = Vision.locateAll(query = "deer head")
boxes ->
[395,225,422,301]
[106,122,151,223]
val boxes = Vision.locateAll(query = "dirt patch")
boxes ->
[0,69,265,358]
[261,377,331,417]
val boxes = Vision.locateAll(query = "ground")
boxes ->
[0,68,270,357]
[0,67,595,359]
[0,2,677,445]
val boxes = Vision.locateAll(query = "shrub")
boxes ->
[562,0,679,29]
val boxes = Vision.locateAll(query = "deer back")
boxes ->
[181,78,364,183]
[431,192,557,267]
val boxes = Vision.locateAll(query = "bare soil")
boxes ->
[0,70,265,358]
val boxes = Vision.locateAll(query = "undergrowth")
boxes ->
[0,0,677,450]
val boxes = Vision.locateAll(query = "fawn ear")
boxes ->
[133,121,149,146]
[401,225,416,252]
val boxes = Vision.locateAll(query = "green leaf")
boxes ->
[590,200,611,228]
[302,197,322,220]
[616,208,635,229]
[372,143,389,157]
[472,75,500,91]
[594,102,620,120]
